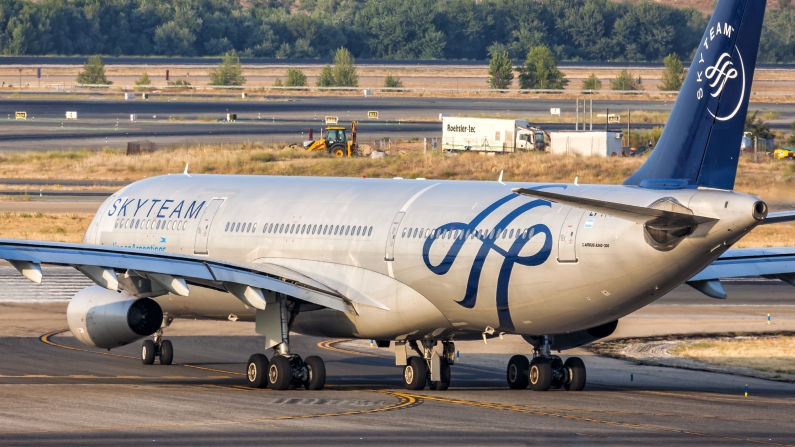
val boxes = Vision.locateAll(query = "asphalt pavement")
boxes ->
[0,96,792,152]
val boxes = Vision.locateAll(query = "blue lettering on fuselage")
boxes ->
[422,191,556,331]
[107,198,206,219]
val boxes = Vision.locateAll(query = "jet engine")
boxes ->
[66,285,163,349]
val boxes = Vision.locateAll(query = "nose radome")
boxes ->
[753,201,768,221]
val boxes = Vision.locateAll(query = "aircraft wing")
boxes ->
[0,238,357,314]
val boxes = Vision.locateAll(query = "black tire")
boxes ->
[247,354,269,388]
[549,357,564,389]
[159,340,173,365]
[304,356,326,390]
[141,340,155,365]
[403,356,427,391]
[268,356,292,390]
[564,357,587,391]
[529,357,553,391]
[429,359,451,391]
[506,355,530,389]
[330,145,346,157]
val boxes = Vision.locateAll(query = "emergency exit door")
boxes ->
[384,212,405,261]
[193,198,225,255]
[557,208,585,263]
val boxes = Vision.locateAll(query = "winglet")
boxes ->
[183,163,191,177]
[498,170,504,185]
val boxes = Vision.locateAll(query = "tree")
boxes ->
[581,73,602,91]
[518,45,568,90]
[135,73,151,86]
[659,53,685,91]
[284,68,307,87]
[745,111,773,141]
[316,65,334,87]
[209,50,245,86]
[332,47,358,87]
[611,69,638,91]
[384,74,403,88]
[487,44,513,89]
[76,55,112,85]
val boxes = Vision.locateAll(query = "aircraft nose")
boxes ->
[752,201,768,221]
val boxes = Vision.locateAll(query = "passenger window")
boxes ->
[345,226,350,235]
[277,224,283,233]
[502,229,507,239]
[312,225,317,234]
[225,222,230,232]
[334,225,339,235]
[402,228,407,237]
[368,226,373,236]
[419,228,424,238]
[509,229,515,238]
[247,223,252,232]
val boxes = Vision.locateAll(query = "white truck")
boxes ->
[442,117,548,153]
[549,131,624,157]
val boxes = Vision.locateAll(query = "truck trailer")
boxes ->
[549,131,624,157]
[441,117,548,153]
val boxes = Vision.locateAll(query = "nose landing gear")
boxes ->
[141,317,173,365]
[506,336,586,391]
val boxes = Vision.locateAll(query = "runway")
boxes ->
[0,271,794,445]
[0,96,791,151]
[0,329,793,446]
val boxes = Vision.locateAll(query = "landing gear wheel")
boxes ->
[141,340,155,365]
[403,356,427,391]
[159,340,173,365]
[529,357,553,391]
[507,355,530,389]
[269,356,292,390]
[429,359,451,391]
[247,354,269,388]
[549,357,564,389]
[564,357,587,391]
[304,356,326,390]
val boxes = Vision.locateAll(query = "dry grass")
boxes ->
[670,336,795,376]
[3,143,795,247]
[0,212,92,243]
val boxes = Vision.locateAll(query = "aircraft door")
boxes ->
[384,212,405,261]
[557,208,585,263]
[193,198,225,255]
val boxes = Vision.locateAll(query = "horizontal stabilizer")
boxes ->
[512,188,717,225]
[760,210,795,225]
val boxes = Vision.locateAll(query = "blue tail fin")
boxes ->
[624,0,766,191]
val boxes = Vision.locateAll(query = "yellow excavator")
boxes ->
[304,121,360,157]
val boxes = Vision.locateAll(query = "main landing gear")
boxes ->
[506,336,586,391]
[141,317,173,365]
[401,340,454,391]
[246,298,326,390]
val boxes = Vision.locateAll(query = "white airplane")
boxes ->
[1,0,788,392]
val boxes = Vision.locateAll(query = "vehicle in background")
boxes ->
[549,131,624,157]
[441,117,549,153]
[304,121,361,157]
[774,148,795,160]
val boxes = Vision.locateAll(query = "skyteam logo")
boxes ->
[422,189,556,331]
[695,21,745,122]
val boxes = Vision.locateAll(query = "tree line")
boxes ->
[1,0,793,63]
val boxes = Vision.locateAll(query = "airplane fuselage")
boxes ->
[84,174,762,340]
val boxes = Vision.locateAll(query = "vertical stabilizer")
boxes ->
[624,0,766,191]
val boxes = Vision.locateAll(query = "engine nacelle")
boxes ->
[67,285,164,349]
